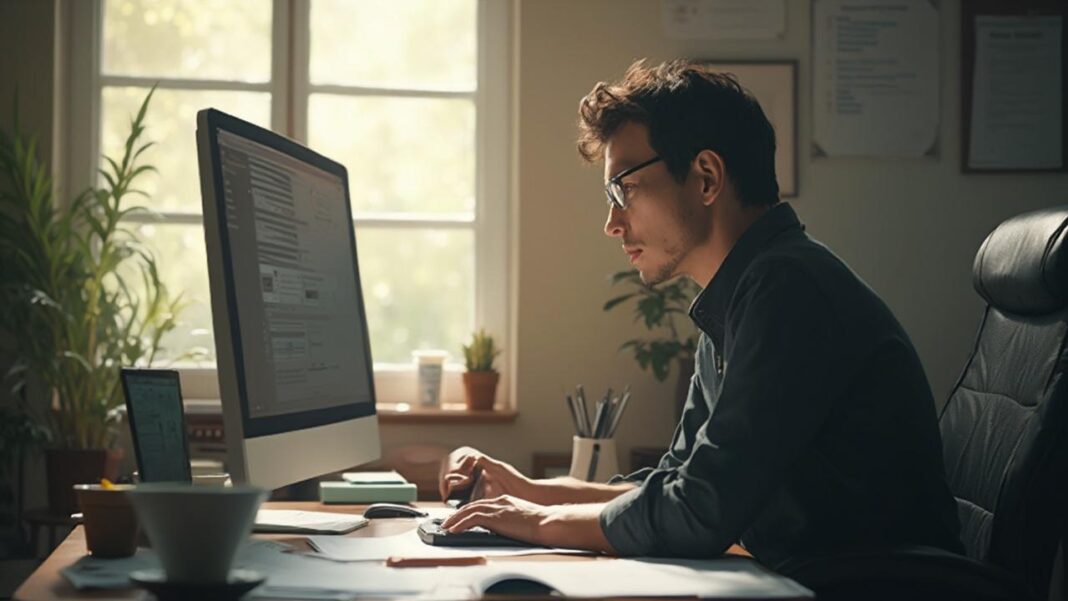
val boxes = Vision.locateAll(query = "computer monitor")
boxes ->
[196,108,380,491]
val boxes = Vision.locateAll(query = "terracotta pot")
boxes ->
[46,448,124,515]
[462,371,500,411]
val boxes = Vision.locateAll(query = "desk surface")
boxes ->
[15,501,760,601]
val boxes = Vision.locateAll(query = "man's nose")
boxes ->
[604,204,625,237]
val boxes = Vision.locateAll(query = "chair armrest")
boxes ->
[776,544,1034,601]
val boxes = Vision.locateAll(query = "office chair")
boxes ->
[781,206,1068,601]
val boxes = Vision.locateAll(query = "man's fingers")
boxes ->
[444,476,474,499]
[440,496,508,529]
[443,509,499,533]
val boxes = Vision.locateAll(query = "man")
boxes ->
[439,60,963,569]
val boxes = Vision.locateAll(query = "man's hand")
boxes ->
[438,447,533,502]
[439,495,616,553]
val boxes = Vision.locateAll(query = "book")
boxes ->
[319,481,418,504]
[341,470,408,485]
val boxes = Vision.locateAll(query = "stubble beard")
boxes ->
[639,196,708,286]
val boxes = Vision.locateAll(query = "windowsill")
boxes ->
[377,403,518,424]
[183,399,519,425]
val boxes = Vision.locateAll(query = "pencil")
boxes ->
[386,556,487,567]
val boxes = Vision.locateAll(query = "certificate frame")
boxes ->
[702,60,799,197]
[962,1,1068,173]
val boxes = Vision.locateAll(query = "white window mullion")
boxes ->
[474,0,512,405]
[99,75,271,93]
[307,85,475,100]
[290,0,311,142]
[270,0,292,136]
[66,0,103,197]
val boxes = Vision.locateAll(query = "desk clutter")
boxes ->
[62,481,812,599]
[62,539,812,599]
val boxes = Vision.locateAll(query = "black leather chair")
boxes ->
[781,206,1068,601]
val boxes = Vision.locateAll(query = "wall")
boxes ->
[379,0,1068,474]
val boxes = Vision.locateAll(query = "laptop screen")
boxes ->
[120,369,192,483]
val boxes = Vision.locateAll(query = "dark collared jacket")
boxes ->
[599,202,963,570]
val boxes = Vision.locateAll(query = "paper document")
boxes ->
[812,0,940,157]
[661,0,786,39]
[968,16,1063,170]
[254,509,368,534]
[63,540,810,599]
[307,528,592,562]
[62,540,444,597]
[451,558,812,599]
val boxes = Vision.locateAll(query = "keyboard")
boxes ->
[417,518,533,547]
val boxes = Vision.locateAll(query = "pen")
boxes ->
[576,385,591,437]
[591,398,606,438]
[607,387,632,437]
[565,393,582,436]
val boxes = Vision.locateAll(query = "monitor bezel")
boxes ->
[198,108,378,439]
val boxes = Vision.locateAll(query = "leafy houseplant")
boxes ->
[603,269,701,417]
[461,329,501,411]
[0,89,182,512]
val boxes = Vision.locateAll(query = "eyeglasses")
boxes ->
[604,156,662,211]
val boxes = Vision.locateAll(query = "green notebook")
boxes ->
[319,481,418,504]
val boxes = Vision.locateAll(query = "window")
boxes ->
[65,0,511,405]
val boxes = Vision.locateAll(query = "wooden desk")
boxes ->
[15,501,758,601]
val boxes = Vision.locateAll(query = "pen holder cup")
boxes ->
[569,436,619,483]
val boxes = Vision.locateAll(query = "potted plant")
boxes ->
[461,329,501,411]
[0,89,183,514]
[603,269,701,419]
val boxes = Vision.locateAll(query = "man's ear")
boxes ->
[692,149,726,207]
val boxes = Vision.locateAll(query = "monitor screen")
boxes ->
[215,129,374,427]
[198,108,380,488]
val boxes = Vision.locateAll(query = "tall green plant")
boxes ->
[0,88,183,449]
[603,269,701,381]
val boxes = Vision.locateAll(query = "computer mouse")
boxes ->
[362,503,428,519]
[483,577,558,596]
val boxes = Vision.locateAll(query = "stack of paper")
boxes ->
[254,509,368,535]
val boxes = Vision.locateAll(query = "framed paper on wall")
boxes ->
[703,61,798,197]
[961,1,1067,172]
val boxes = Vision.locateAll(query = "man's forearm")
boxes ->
[527,477,637,505]
[538,503,617,553]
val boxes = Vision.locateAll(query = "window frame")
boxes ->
[62,0,513,408]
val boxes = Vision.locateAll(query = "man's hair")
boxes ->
[577,59,780,207]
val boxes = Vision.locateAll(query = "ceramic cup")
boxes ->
[568,436,619,483]
[74,484,140,557]
[127,484,266,584]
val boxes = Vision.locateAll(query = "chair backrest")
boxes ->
[940,206,1068,598]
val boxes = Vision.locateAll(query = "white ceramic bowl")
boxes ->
[127,484,266,584]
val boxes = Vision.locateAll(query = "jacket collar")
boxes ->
[688,202,804,345]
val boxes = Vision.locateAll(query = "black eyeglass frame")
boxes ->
[604,156,663,210]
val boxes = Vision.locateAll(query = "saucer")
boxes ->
[129,568,265,601]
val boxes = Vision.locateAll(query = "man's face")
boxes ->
[603,122,709,285]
